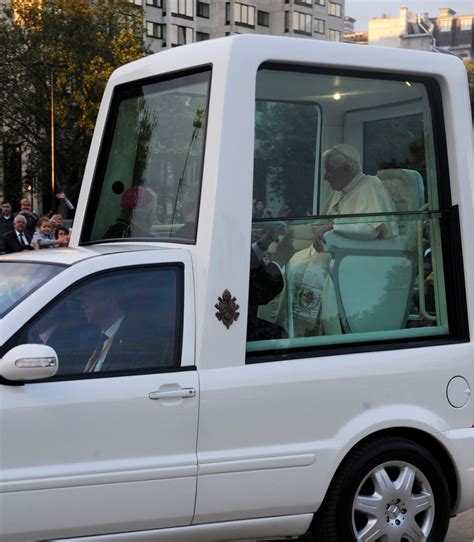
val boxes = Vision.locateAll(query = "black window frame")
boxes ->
[0,263,188,384]
[293,11,312,35]
[197,1,210,18]
[257,10,270,27]
[314,17,325,34]
[234,2,256,28]
[328,1,342,17]
[170,0,193,19]
[196,31,210,41]
[246,61,469,364]
[171,23,193,45]
[146,0,163,7]
[146,20,166,40]
[328,28,341,41]
[80,65,212,247]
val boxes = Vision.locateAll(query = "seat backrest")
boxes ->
[376,169,425,251]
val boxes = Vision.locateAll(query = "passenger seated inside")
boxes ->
[104,186,158,239]
[287,144,398,337]
[247,227,295,341]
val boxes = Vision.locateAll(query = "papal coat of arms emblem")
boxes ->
[215,289,240,329]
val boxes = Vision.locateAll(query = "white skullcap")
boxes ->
[332,144,361,166]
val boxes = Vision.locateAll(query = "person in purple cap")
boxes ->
[103,186,158,239]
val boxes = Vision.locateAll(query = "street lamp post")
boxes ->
[33,61,68,207]
[49,66,55,196]
[47,62,68,203]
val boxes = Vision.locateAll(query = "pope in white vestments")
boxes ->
[287,144,398,337]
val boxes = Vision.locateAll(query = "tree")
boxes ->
[0,0,149,210]
[464,61,474,121]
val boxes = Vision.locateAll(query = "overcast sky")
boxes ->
[345,0,473,30]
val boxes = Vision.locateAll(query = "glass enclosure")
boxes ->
[248,65,457,355]
[82,68,211,244]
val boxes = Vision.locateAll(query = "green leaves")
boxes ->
[0,0,149,203]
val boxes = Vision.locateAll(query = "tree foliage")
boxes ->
[0,0,149,208]
[464,61,474,120]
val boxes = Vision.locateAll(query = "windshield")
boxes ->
[0,263,65,317]
[81,68,211,244]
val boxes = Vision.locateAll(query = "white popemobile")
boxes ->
[0,36,473,542]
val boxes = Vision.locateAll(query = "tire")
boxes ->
[312,436,450,542]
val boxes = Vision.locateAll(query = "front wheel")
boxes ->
[312,437,450,542]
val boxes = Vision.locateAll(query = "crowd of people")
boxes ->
[0,193,73,255]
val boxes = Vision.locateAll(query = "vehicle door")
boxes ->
[0,250,197,541]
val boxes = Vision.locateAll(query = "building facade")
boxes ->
[364,6,473,60]
[140,0,345,53]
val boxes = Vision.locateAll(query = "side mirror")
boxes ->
[0,344,58,382]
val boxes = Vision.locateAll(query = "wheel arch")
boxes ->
[327,427,458,511]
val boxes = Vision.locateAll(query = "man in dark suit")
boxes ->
[247,229,295,341]
[0,200,14,253]
[82,280,173,373]
[3,215,34,254]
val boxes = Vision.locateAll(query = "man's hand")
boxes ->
[55,192,66,200]
[312,224,333,252]
[256,227,278,252]
[272,229,295,267]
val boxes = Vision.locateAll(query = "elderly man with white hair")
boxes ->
[287,143,398,337]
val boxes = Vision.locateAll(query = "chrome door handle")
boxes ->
[149,388,196,400]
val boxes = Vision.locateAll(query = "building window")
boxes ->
[234,2,255,27]
[315,0,326,4]
[314,17,325,34]
[328,2,341,17]
[329,29,341,41]
[295,0,312,6]
[460,18,472,31]
[170,0,193,18]
[171,24,193,45]
[197,1,209,18]
[146,21,165,39]
[284,11,290,32]
[196,31,210,41]
[129,0,142,5]
[439,19,452,32]
[146,0,163,6]
[258,10,269,27]
[294,11,312,34]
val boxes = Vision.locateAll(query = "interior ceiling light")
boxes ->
[405,81,412,87]
[333,92,341,100]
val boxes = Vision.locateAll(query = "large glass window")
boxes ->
[9,266,183,377]
[0,263,64,317]
[82,69,211,244]
[248,65,465,359]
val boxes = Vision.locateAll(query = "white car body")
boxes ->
[1,36,473,541]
